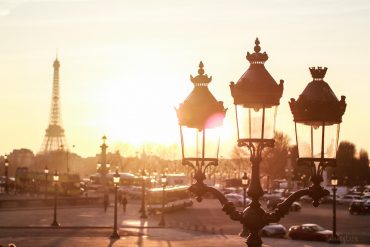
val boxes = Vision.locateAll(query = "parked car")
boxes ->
[288,223,332,241]
[225,193,251,207]
[261,223,287,238]
[349,200,370,215]
[337,195,362,205]
[361,194,370,201]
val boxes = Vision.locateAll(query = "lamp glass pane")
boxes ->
[236,105,277,140]
[181,125,221,159]
[296,122,340,159]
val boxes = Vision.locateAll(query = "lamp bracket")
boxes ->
[268,184,329,223]
[188,182,241,221]
[182,158,219,184]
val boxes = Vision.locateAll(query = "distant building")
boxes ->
[9,149,35,168]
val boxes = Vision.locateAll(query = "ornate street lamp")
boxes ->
[289,66,346,205]
[176,61,226,202]
[111,170,120,239]
[329,173,340,244]
[158,173,167,226]
[229,38,284,247]
[4,155,9,195]
[140,169,148,219]
[175,39,346,247]
[51,170,60,227]
[241,172,249,208]
[44,166,49,198]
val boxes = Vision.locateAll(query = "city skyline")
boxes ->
[1,0,370,157]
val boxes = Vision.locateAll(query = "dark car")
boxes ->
[349,200,370,215]
[288,224,332,241]
[261,223,287,238]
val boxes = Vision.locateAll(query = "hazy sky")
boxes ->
[1,0,370,158]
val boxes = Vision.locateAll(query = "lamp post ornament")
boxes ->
[329,174,340,244]
[111,170,120,239]
[241,172,249,208]
[140,169,148,219]
[51,170,60,227]
[176,38,346,247]
[159,173,167,226]
[44,166,49,198]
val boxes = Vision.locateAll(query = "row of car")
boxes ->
[259,223,333,242]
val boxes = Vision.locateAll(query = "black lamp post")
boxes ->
[140,169,148,219]
[4,155,9,195]
[111,170,120,239]
[329,174,340,244]
[44,166,49,198]
[241,172,249,208]
[286,150,292,192]
[51,170,60,227]
[158,173,167,227]
[176,39,347,247]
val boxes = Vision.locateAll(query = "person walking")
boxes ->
[122,195,128,213]
[103,193,109,213]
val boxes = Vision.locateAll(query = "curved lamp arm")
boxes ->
[189,182,242,221]
[268,185,330,223]
[268,189,309,222]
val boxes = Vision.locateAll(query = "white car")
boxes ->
[225,193,251,207]
[261,223,287,238]
[337,195,362,205]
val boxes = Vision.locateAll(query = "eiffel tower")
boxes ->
[40,57,68,153]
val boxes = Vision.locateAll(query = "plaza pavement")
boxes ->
[0,227,369,247]
[0,194,369,247]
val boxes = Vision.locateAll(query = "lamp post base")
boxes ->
[140,212,148,219]
[110,231,120,239]
[328,236,341,244]
[158,216,165,227]
[51,221,60,227]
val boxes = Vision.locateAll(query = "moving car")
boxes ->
[349,200,370,215]
[261,223,287,238]
[337,195,362,205]
[225,193,251,207]
[288,223,332,241]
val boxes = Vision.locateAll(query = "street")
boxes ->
[0,197,369,246]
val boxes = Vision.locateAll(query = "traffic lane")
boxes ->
[160,199,370,237]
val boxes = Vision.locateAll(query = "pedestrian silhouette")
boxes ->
[122,195,128,213]
[103,193,109,212]
[118,191,122,205]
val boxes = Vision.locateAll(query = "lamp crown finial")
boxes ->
[246,37,268,64]
[190,61,212,85]
[254,38,261,53]
[309,66,327,80]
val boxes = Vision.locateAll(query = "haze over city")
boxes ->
[1,0,370,157]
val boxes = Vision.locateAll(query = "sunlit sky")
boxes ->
[1,0,370,158]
